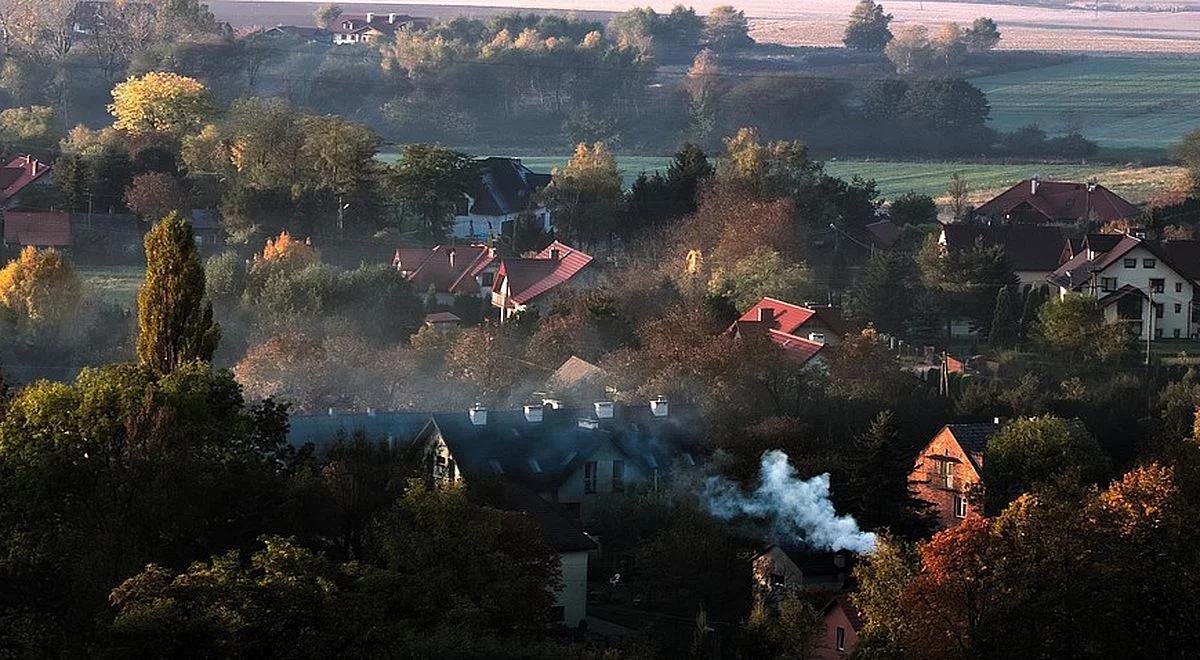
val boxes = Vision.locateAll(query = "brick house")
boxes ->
[909,422,999,530]
[815,596,865,660]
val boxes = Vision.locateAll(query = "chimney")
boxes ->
[578,417,600,430]
[365,12,375,23]
[650,396,669,418]
[594,401,614,419]
[366,407,375,416]
[388,12,398,23]
[757,306,774,322]
[1031,176,1040,195]
[448,248,456,270]
[1087,181,1097,193]
[327,407,335,416]
[30,160,39,177]
[393,249,402,270]
[550,247,561,261]
[469,403,487,426]
[524,404,544,423]
[542,397,564,409]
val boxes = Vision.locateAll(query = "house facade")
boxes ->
[814,597,864,660]
[910,422,998,530]
[1049,235,1199,341]
[454,158,552,241]
[332,13,429,44]
[751,545,853,601]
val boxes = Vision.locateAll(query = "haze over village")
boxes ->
[1,0,1200,657]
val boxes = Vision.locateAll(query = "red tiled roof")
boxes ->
[976,179,1140,224]
[402,244,495,294]
[3,211,71,247]
[0,155,51,204]
[767,329,825,365]
[494,241,593,306]
[735,297,818,334]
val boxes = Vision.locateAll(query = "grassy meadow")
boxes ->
[973,56,1200,151]
[79,265,145,308]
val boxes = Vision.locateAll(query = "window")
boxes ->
[1177,282,1184,293]
[1155,303,1165,319]
[938,460,954,489]
[1124,258,1137,268]
[1175,329,1182,339]
[1176,303,1183,314]
[1151,278,1165,293]
[1100,277,1118,292]
[584,461,598,494]
[1156,327,1164,339]
[954,495,968,518]
[1144,258,1157,269]
[479,272,494,287]
[612,460,625,492]
[836,627,847,652]
[771,572,786,589]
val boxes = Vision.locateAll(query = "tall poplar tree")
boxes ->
[137,212,220,373]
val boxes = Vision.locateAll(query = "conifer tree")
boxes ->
[137,212,220,373]
[989,286,1019,348]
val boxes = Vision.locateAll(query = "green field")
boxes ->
[79,265,144,307]
[972,56,1200,151]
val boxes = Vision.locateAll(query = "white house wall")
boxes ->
[1092,245,1194,340]
[556,550,589,628]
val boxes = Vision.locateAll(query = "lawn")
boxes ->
[972,56,1200,151]
[79,265,144,308]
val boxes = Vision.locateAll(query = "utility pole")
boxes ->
[1146,288,1153,366]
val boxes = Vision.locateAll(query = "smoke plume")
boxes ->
[703,450,876,553]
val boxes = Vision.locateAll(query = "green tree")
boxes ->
[846,250,916,335]
[1174,127,1200,193]
[0,105,59,151]
[962,17,1001,52]
[1035,293,1130,362]
[707,248,810,311]
[844,0,894,52]
[704,5,751,51]
[313,2,342,29]
[384,144,476,241]
[844,411,934,537]
[982,416,1110,514]
[988,286,1019,348]
[917,234,1018,335]
[889,192,938,226]
[137,212,220,373]
[541,141,624,248]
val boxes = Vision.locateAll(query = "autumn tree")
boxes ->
[541,141,624,248]
[844,0,894,52]
[982,416,1110,514]
[313,2,342,29]
[137,212,220,373]
[109,72,213,135]
[125,172,188,221]
[704,5,751,51]
[0,247,81,326]
[706,247,811,310]
[683,49,724,142]
[885,25,933,76]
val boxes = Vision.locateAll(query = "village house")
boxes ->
[545,355,612,405]
[1049,234,1200,341]
[393,243,500,306]
[412,400,703,627]
[260,25,333,44]
[910,422,999,529]
[492,241,594,322]
[454,157,553,241]
[2,211,71,251]
[751,545,855,600]
[975,178,1140,225]
[937,223,1068,287]
[331,13,430,45]
[728,297,851,368]
[0,155,52,209]
[814,596,864,660]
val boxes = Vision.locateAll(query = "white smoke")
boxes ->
[703,450,876,554]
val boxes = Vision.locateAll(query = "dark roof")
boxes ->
[264,25,332,40]
[976,179,1141,223]
[1096,283,1146,307]
[189,209,221,231]
[864,219,900,248]
[402,244,496,294]
[489,482,597,552]
[287,411,431,453]
[941,223,1067,272]
[332,13,430,36]
[1049,235,1200,290]
[466,158,552,217]
[418,404,703,492]
[1159,240,1200,281]
[945,422,1000,456]
[424,311,461,324]
[761,545,857,583]
[3,211,71,247]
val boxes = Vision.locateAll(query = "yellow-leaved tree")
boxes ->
[253,232,319,270]
[108,72,212,136]
[0,246,82,325]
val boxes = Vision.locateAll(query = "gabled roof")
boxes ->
[729,297,848,367]
[976,179,1140,223]
[418,404,703,492]
[822,596,866,632]
[1096,283,1146,307]
[864,219,900,248]
[332,14,430,36]
[3,211,71,247]
[465,157,552,217]
[0,155,51,205]
[548,356,607,391]
[263,25,332,40]
[424,311,461,324]
[400,244,496,294]
[1048,234,1199,290]
[767,329,825,365]
[942,422,1001,473]
[941,223,1067,272]
[494,241,593,306]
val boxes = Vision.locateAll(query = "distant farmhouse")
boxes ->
[331,13,430,45]
[0,155,52,209]
[454,157,553,241]
[975,178,1141,226]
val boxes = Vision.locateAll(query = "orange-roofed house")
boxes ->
[393,243,500,306]
[727,297,852,368]
[492,241,594,322]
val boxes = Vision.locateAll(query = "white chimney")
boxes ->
[327,407,335,416]
[388,12,398,23]
[469,403,487,426]
[366,407,375,416]
[365,12,375,22]
[524,404,544,423]
[594,401,614,419]
[650,396,669,417]
[578,417,600,430]
[808,332,826,344]
[1031,176,1040,195]
[448,248,456,270]
[542,398,564,409]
